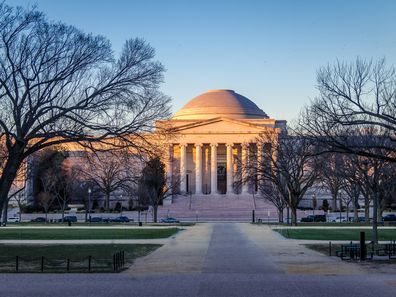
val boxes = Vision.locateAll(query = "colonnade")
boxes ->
[166,143,264,195]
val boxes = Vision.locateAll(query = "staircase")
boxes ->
[158,194,280,222]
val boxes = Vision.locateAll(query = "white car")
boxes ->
[331,216,347,222]
[7,217,20,223]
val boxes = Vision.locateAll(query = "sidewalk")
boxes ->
[127,223,367,276]
[239,223,366,275]
[127,223,213,275]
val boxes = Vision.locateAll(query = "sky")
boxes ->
[8,0,396,122]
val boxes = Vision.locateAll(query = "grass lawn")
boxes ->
[0,228,180,240]
[0,244,161,272]
[274,228,396,241]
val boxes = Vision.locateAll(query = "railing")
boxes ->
[0,251,126,273]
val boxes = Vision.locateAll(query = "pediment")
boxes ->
[171,117,271,134]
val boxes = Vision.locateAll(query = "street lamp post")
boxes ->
[88,187,92,223]
[312,194,316,218]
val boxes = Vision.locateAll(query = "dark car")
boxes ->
[301,215,326,222]
[62,216,77,222]
[301,215,315,222]
[110,216,131,223]
[89,217,103,223]
[30,217,47,222]
[383,214,396,221]
[160,217,180,223]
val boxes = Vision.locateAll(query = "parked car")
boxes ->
[110,216,131,223]
[7,217,20,223]
[62,216,77,222]
[160,217,180,223]
[300,215,315,222]
[300,215,326,222]
[89,217,103,223]
[348,217,366,222]
[331,216,347,222]
[383,214,396,221]
[30,217,47,223]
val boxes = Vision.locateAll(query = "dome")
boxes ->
[172,90,268,120]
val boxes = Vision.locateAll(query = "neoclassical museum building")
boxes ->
[22,89,286,209]
[159,89,286,203]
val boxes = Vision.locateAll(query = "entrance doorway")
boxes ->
[217,163,226,194]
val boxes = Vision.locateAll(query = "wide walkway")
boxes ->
[1,223,396,297]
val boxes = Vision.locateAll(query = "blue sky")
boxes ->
[8,0,396,122]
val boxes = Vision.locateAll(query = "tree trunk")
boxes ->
[0,152,23,222]
[105,193,110,211]
[278,208,284,223]
[286,207,290,225]
[364,195,370,222]
[372,193,379,243]
[153,205,158,223]
[353,195,359,221]
[17,201,22,222]
[346,204,349,221]
[332,191,338,211]
[1,202,7,226]
[376,204,383,223]
[291,207,297,226]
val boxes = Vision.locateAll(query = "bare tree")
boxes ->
[347,133,395,242]
[245,131,318,226]
[317,153,345,211]
[33,149,67,217]
[77,150,137,211]
[298,58,396,240]
[259,179,287,223]
[52,165,79,221]
[0,3,171,221]
[299,58,396,162]
[341,156,363,221]
[137,156,172,223]
[338,190,353,221]
[36,191,53,222]
[376,166,396,220]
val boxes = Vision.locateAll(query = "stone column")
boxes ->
[226,143,234,194]
[241,143,249,195]
[165,144,173,194]
[195,143,203,194]
[210,143,218,194]
[179,143,187,194]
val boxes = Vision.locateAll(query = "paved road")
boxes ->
[1,223,396,297]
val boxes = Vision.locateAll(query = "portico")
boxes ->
[169,142,261,195]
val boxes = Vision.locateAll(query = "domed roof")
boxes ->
[172,90,268,120]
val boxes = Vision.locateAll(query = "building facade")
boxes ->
[158,89,286,200]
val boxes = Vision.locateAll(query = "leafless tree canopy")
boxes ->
[317,153,345,211]
[243,130,318,225]
[76,150,140,211]
[0,3,171,220]
[299,58,396,161]
[299,58,396,240]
